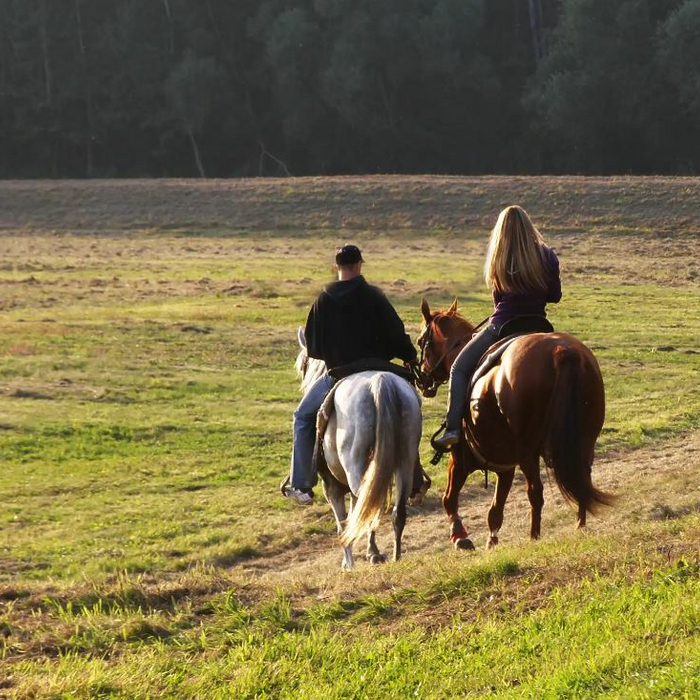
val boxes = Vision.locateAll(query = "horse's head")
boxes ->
[417,298,475,397]
[295,327,327,395]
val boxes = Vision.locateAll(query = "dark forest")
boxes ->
[1,0,698,178]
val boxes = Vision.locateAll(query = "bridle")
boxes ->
[417,323,470,396]
[416,314,490,397]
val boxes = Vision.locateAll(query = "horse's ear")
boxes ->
[297,327,307,349]
[447,297,459,316]
[421,298,432,323]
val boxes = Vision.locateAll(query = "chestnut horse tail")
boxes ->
[341,374,405,546]
[542,345,614,514]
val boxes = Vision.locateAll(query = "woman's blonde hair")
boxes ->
[484,205,548,294]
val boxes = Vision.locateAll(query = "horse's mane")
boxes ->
[432,310,475,340]
[296,347,326,394]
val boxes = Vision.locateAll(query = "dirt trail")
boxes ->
[243,431,700,585]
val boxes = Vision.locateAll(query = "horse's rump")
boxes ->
[472,332,612,511]
[466,333,604,464]
[326,371,421,545]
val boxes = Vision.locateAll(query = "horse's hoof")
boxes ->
[454,538,475,551]
[369,553,387,565]
[487,536,498,550]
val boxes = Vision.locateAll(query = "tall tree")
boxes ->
[657,0,700,117]
[74,0,94,176]
[165,50,224,177]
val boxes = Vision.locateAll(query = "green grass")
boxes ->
[5,523,700,698]
[1,176,700,697]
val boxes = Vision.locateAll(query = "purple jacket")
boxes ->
[490,246,561,328]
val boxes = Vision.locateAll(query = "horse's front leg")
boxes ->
[392,495,407,562]
[408,458,431,507]
[520,457,544,540]
[442,438,475,551]
[486,468,515,549]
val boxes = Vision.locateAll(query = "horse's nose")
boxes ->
[422,384,438,398]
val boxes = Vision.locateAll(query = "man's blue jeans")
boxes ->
[290,372,336,490]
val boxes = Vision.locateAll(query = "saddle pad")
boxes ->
[311,378,345,475]
[464,335,524,471]
[469,334,523,393]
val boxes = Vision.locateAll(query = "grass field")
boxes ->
[1,176,700,698]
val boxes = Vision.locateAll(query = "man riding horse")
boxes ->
[282,244,418,505]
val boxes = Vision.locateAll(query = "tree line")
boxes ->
[1,0,698,178]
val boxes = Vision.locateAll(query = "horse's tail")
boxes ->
[541,345,614,514]
[341,374,409,546]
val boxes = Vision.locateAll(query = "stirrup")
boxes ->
[430,422,455,465]
[280,475,290,496]
[433,428,460,450]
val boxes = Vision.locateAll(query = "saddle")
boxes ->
[329,357,413,383]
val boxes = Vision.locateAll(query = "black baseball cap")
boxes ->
[335,244,364,265]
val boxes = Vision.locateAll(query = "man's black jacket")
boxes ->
[304,276,417,371]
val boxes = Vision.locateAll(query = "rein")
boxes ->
[422,333,470,382]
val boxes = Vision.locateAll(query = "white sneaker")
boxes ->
[283,486,314,505]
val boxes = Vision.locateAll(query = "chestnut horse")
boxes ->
[418,299,613,550]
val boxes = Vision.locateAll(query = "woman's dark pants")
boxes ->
[445,324,500,431]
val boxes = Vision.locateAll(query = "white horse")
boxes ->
[296,329,423,570]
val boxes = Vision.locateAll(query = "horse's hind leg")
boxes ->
[486,468,515,549]
[366,530,386,565]
[576,447,594,529]
[520,457,544,540]
[392,456,414,562]
[577,502,587,530]
[324,481,354,571]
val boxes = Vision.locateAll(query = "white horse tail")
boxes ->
[341,374,403,546]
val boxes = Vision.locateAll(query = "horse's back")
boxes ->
[502,331,595,363]
[334,370,421,408]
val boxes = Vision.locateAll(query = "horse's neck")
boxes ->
[442,317,474,349]
[301,355,327,395]
[438,318,475,371]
